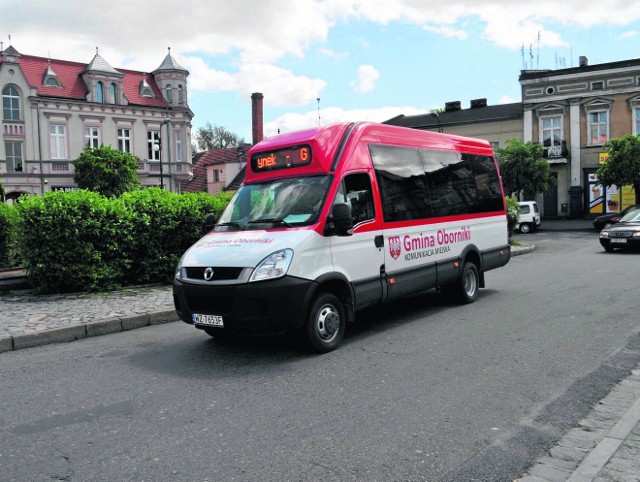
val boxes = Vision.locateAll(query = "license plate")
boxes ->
[610,238,627,244]
[192,314,224,326]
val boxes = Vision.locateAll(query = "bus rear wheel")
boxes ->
[444,261,479,304]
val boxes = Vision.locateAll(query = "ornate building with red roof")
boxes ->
[1,44,193,200]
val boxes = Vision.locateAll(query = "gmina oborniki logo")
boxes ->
[388,226,472,261]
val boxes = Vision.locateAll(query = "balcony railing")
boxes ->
[543,143,568,159]
[2,122,25,137]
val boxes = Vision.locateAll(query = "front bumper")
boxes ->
[599,237,640,250]
[173,276,315,335]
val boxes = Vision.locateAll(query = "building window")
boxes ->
[117,128,131,153]
[2,85,21,121]
[489,141,499,149]
[587,111,609,145]
[178,84,184,103]
[49,124,67,159]
[541,115,563,157]
[591,81,604,91]
[147,130,160,161]
[109,83,117,104]
[96,82,104,103]
[165,85,173,103]
[5,141,23,172]
[175,131,183,162]
[85,126,101,148]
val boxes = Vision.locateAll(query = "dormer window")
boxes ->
[139,78,154,98]
[42,63,61,87]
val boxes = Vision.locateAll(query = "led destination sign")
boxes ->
[251,145,312,172]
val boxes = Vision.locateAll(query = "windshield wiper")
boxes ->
[216,221,244,230]
[247,218,292,227]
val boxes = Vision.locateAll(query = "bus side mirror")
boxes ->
[204,213,216,233]
[329,203,353,235]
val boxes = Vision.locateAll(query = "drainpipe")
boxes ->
[36,102,44,194]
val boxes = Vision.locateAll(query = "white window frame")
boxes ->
[49,124,67,159]
[5,141,23,172]
[147,130,161,161]
[2,85,21,121]
[540,114,564,157]
[84,126,101,149]
[117,128,132,153]
[175,130,183,162]
[587,110,609,146]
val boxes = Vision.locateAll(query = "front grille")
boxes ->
[186,295,234,315]
[184,267,243,281]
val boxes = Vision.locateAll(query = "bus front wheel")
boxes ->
[304,293,345,353]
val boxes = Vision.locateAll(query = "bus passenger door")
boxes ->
[329,173,384,309]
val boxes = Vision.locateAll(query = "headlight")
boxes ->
[633,232,640,238]
[250,249,293,282]
[600,231,609,238]
[175,255,186,280]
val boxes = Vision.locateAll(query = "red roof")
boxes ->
[182,146,251,193]
[16,54,170,107]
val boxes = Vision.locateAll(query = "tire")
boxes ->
[304,293,345,353]
[452,262,480,304]
[519,223,531,234]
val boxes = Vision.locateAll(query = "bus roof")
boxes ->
[244,122,494,183]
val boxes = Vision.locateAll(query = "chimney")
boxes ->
[470,98,487,109]
[579,56,588,67]
[445,101,461,112]
[251,92,264,145]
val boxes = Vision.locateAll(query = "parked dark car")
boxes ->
[593,204,640,231]
[599,207,640,252]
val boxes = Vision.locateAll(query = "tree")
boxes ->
[596,134,640,204]
[195,123,244,151]
[495,139,554,198]
[73,146,141,197]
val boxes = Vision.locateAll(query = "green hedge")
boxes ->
[0,202,18,268]
[13,189,232,294]
[506,197,520,237]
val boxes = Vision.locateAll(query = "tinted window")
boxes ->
[371,144,503,222]
[370,145,433,222]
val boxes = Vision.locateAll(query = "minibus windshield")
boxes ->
[215,175,333,231]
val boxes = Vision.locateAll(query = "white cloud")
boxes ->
[616,30,638,41]
[264,105,425,137]
[352,65,380,93]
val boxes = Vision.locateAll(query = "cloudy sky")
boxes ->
[3,0,640,142]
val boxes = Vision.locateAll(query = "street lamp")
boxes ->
[152,135,164,189]
[430,112,443,133]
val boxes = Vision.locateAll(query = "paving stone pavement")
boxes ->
[0,284,175,353]
[518,365,640,482]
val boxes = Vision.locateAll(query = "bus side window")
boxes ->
[343,173,375,224]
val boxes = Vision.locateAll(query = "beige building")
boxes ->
[1,45,193,201]
[520,56,640,218]
[385,56,640,218]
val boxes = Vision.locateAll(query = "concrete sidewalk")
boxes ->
[1,218,639,481]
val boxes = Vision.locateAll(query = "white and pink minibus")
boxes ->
[173,122,510,352]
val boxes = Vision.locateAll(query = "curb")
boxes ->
[511,243,536,256]
[0,308,177,354]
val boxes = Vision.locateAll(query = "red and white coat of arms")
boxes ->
[388,236,401,260]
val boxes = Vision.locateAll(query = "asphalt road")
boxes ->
[1,230,639,481]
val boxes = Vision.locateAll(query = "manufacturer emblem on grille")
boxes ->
[203,267,215,281]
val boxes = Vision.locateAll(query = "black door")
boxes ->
[543,173,558,218]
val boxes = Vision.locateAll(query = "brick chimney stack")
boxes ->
[251,92,264,145]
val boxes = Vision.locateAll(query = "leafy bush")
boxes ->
[0,203,18,268]
[118,189,231,284]
[12,188,232,293]
[14,190,133,293]
[506,197,520,238]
